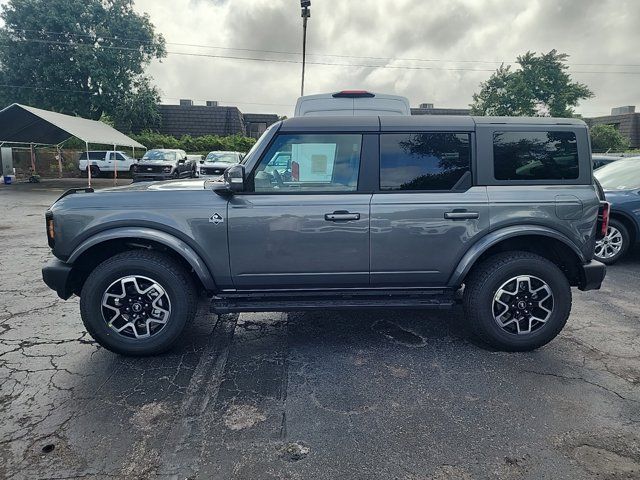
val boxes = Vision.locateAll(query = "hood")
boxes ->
[201,161,235,170]
[104,179,208,192]
[138,159,175,166]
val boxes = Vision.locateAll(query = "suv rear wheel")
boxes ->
[80,250,197,356]
[463,251,571,351]
[594,218,629,265]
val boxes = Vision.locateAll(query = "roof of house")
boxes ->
[157,104,245,137]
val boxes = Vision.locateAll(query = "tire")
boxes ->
[80,250,197,356]
[89,165,100,178]
[594,218,630,265]
[173,170,179,179]
[463,251,571,352]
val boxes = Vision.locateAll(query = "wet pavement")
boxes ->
[1,179,639,479]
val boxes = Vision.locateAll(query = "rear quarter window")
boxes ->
[493,131,579,181]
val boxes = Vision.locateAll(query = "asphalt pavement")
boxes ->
[1,179,639,479]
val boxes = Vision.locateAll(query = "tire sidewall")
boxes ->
[81,257,190,355]
[472,258,571,350]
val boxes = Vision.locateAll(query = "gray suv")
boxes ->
[42,116,608,356]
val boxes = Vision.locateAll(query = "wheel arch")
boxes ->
[449,226,586,288]
[67,227,216,295]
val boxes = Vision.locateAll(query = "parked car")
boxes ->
[198,151,243,180]
[132,149,195,182]
[79,151,136,178]
[593,157,640,264]
[592,154,623,170]
[294,90,411,116]
[43,115,608,356]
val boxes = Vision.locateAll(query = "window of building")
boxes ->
[493,131,579,181]
[252,134,362,192]
[379,133,471,191]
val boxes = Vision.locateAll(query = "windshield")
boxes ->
[142,150,177,162]
[595,159,640,190]
[205,152,238,164]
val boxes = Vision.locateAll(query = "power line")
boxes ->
[2,38,640,75]
[9,28,640,69]
[0,83,293,107]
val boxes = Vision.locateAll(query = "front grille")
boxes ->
[201,167,224,176]
[138,165,165,174]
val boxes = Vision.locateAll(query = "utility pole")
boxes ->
[300,1,311,97]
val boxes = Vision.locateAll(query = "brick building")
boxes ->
[584,106,640,149]
[156,100,279,139]
[411,103,471,116]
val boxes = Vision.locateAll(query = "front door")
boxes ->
[227,133,370,289]
[370,132,489,286]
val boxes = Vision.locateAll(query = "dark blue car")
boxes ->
[594,157,640,264]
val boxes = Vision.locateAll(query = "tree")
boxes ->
[112,77,162,133]
[470,50,593,117]
[590,124,630,152]
[0,0,165,126]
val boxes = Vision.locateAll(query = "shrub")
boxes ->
[590,124,630,152]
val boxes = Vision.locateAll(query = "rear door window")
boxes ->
[379,133,471,191]
[493,131,579,180]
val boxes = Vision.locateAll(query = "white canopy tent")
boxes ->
[0,103,145,185]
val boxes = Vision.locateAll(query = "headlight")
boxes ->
[163,166,172,173]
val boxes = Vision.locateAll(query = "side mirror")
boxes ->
[212,164,245,196]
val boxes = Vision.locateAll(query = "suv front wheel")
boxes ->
[80,250,197,356]
[463,251,571,352]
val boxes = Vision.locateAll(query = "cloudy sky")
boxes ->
[6,0,639,117]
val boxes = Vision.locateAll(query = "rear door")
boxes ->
[227,132,373,288]
[370,130,489,286]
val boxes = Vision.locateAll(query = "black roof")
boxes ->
[279,115,586,132]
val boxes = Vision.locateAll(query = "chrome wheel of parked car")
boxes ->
[492,275,554,335]
[595,225,623,260]
[101,275,171,340]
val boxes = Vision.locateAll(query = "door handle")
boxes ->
[325,211,360,221]
[444,211,479,220]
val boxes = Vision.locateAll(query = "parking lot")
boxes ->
[1,179,639,479]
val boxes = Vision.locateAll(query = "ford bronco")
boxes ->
[42,116,608,356]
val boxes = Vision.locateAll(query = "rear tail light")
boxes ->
[597,201,610,240]
[332,90,375,98]
[45,212,55,248]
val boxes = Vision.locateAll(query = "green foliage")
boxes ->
[112,77,161,133]
[0,0,165,125]
[590,124,630,152]
[470,50,593,117]
[130,132,256,154]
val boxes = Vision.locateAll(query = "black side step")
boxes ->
[210,288,456,314]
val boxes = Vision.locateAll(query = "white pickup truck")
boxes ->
[78,150,136,177]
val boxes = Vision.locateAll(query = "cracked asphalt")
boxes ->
[1,179,639,479]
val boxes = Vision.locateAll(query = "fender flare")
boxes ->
[67,227,216,290]
[447,225,586,287]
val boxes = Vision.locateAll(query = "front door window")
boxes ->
[251,134,362,192]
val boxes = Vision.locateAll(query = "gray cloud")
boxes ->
[2,0,636,117]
